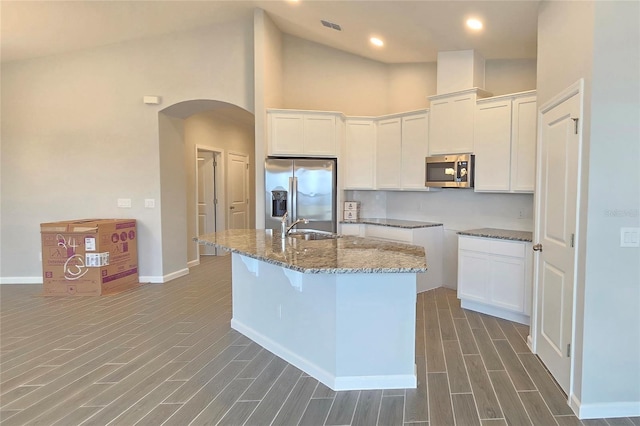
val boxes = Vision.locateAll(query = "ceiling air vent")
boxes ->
[321,20,342,31]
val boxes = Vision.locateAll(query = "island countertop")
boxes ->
[196,229,427,274]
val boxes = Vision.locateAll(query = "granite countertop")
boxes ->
[340,218,444,229]
[457,228,533,242]
[195,229,427,274]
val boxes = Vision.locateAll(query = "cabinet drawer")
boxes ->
[365,225,412,243]
[459,236,525,258]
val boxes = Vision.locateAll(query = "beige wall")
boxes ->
[485,59,537,96]
[0,18,254,282]
[282,34,389,116]
[388,62,437,112]
[184,111,256,264]
[282,35,537,116]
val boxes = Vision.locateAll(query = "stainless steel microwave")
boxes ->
[425,154,475,188]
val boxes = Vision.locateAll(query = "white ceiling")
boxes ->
[1,0,540,64]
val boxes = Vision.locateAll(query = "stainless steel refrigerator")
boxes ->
[265,158,337,233]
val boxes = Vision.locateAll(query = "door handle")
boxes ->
[533,243,543,252]
[229,206,235,210]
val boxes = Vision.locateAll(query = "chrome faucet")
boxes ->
[286,218,309,235]
[280,211,289,237]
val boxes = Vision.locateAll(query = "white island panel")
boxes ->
[231,253,417,391]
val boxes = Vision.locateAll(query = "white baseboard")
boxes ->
[571,394,640,419]
[187,259,200,268]
[139,267,189,284]
[460,299,530,325]
[0,277,43,284]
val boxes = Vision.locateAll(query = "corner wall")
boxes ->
[538,0,640,418]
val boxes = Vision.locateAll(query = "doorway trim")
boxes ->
[530,79,585,405]
[194,144,226,263]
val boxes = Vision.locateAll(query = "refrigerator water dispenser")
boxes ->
[271,190,288,217]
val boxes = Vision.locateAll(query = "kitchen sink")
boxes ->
[287,229,342,241]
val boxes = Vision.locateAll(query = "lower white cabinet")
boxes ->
[341,223,443,293]
[457,235,532,324]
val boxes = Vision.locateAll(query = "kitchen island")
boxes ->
[196,229,427,391]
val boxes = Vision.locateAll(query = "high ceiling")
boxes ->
[1,0,540,64]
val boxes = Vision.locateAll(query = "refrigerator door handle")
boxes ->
[292,177,298,221]
[287,177,294,223]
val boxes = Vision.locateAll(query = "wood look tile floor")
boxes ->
[1,255,637,426]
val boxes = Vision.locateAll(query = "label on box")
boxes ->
[344,210,359,220]
[85,237,96,252]
[85,252,110,267]
[344,201,360,211]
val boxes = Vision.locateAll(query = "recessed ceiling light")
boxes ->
[370,37,384,47]
[466,18,483,30]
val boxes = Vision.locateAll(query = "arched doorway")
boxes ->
[159,100,255,274]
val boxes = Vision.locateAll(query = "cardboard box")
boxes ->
[343,210,360,221]
[40,219,139,296]
[344,201,360,211]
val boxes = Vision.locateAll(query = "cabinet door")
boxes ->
[489,256,526,312]
[344,119,376,189]
[304,115,336,156]
[474,99,512,192]
[449,94,476,153]
[401,112,429,189]
[270,113,304,155]
[510,95,537,192]
[428,99,453,155]
[376,118,402,189]
[429,94,476,155]
[458,250,490,303]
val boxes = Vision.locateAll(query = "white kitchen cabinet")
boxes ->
[343,118,376,189]
[428,88,492,155]
[375,117,402,189]
[339,223,363,236]
[401,112,430,189]
[457,235,532,324]
[510,94,537,192]
[474,91,537,193]
[363,224,444,293]
[375,111,430,190]
[268,109,340,157]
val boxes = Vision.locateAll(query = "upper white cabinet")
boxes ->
[474,91,537,193]
[401,112,430,189]
[268,109,341,157]
[428,88,492,155]
[375,111,430,190]
[510,94,537,192]
[375,117,402,189]
[343,118,376,189]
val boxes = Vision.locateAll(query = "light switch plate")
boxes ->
[117,198,132,208]
[620,227,640,247]
[144,199,155,208]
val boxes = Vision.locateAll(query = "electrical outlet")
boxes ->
[621,227,640,247]
[117,198,132,208]
[518,210,524,219]
[144,199,155,208]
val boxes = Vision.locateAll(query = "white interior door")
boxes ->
[228,152,249,230]
[534,85,582,394]
[197,151,217,255]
